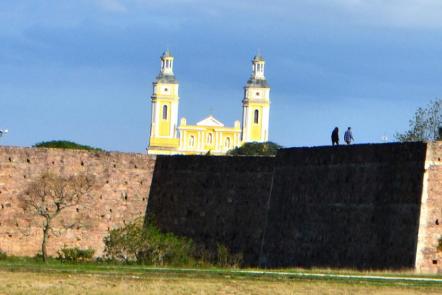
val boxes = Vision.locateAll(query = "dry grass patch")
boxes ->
[0,270,441,295]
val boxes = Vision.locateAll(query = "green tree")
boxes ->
[33,140,103,152]
[395,99,442,142]
[227,141,281,156]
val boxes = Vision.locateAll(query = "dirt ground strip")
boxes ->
[1,271,442,295]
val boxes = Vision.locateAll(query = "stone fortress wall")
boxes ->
[1,143,442,272]
[147,142,442,273]
[0,146,156,257]
[417,142,442,273]
[146,155,275,265]
[262,143,426,270]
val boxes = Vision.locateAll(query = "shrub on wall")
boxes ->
[33,140,103,152]
[227,141,281,156]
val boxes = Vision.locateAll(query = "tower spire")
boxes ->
[251,52,265,80]
[160,49,174,75]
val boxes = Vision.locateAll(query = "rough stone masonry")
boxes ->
[1,143,442,273]
[0,146,156,257]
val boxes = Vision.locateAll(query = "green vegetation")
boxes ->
[0,256,435,279]
[0,258,442,295]
[104,219,195,266]
[227,141,281,156]
[4,222,441,293]
[33,140,103,151]
[57,247,95,263]
[396,98,442,142]
[438,236,442,252]
[103,219,243,267]
[215,244,243,267]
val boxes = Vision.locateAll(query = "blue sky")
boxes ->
[1,0,442,152]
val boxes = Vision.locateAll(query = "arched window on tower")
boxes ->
[162,105,168,120]
[254,109,259,124]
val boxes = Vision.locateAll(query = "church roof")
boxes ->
[161,49,173,58]
[155,73,178,84]
[246,77,270,88]
[196,115,224,127]
[253,53,265,62]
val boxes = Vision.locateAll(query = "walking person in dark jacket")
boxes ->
[331,127,339,146]
[344,127,354,145]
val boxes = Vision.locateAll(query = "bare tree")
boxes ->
[20,173,95,262]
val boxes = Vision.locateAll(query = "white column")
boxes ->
[151,102,156,137]
[242,106,248,142]
[154,102,160,136]
[262,106,270,142]
[170,101,178,139]
[246,106,250,142]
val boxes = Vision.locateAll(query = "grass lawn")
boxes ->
[1,258,442,294]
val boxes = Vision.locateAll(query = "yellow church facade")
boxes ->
[147,50,270,155]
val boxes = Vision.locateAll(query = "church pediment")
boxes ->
[196,115,224,127]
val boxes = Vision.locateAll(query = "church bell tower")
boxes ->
[147,50,180,154]
[241,54,270,142]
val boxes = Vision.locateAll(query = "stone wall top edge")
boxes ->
[155,154,275,166]
[153,154,275,172]
[155,154,275,159]
[0,145,156,159]
[280,142,427,151]
[276,142,428,165]
[278,142,427,155]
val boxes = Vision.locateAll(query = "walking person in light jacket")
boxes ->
[344,127,354,145]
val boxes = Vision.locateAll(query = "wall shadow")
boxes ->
[146,143,427,269]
